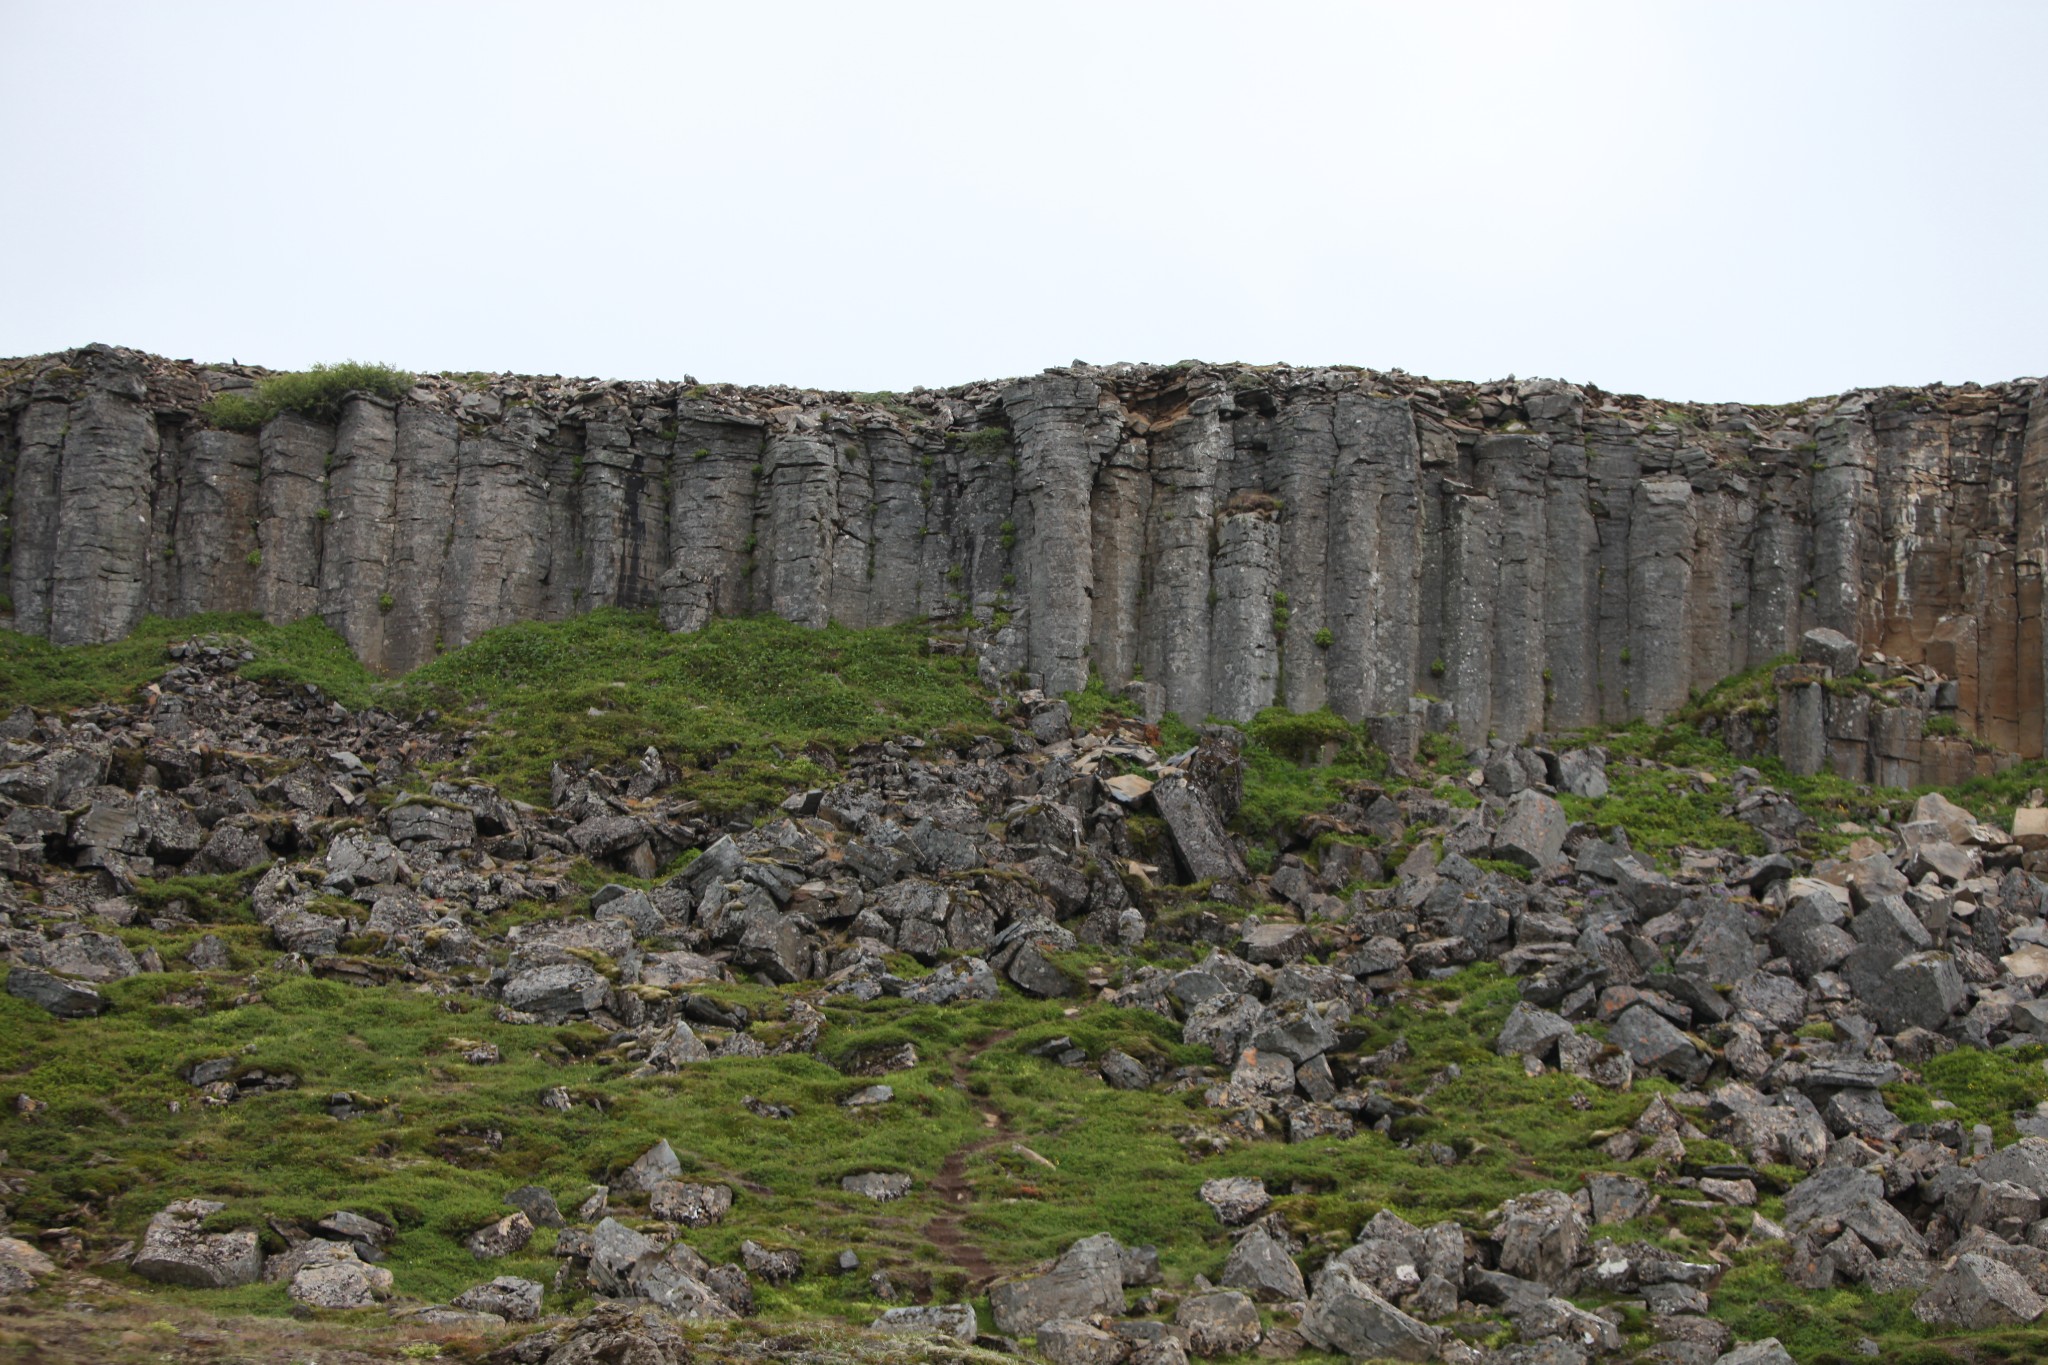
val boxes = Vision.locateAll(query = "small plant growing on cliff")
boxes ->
[1272,591,1291,635]
[201,392,267,433]
[693,447,710,461]
[999,521,1017,551]
[1619,647,1632,665]
[1430,657,1446,678]
[945,565,963,584]
[316,507,332,521]
[1313,627,1334,649]
[246,550,262,568]
[1923,715,1963,738]
[201,361,414,430]
[379,593,395,614]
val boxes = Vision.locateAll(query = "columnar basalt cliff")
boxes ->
[5,345,2046,763]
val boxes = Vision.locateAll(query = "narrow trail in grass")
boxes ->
[925,1030,1016,1289]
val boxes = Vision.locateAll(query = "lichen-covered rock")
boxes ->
[131,1200,263,1289]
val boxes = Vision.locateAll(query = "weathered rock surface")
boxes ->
[12,347,2048,779]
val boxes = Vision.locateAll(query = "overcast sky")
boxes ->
[4,1,2043,402]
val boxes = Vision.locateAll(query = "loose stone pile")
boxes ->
[4,637,2048,1363]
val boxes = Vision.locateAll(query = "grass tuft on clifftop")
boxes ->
[200,361,415,431]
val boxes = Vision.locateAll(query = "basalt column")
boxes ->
[1005,375,1116,696]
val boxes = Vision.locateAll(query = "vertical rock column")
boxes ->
[381,406,459,671]
[10,396,72,635]
[1209,510,1280,722]
[255,413,332,626]
[1144,396,1228,720]
[2021,379,2048,756]
[1326,394,1425,721]
[1811,406,1880,644]
[846,424,925,627]
[1745,457,1809,668]
[1476,433,1550,743]
[1004,376,1115,695]
[1273,402,1336,714]
[1541,437,1601,729]
[1088,437,1153,692]
[440,407,553,650]
[169,428,261,619]
[758,425,840,630]
[318,396,399,670]
[47,353,157,645]
[1627,476,1697,718]
[1439,483,1500,743]
[661,414,764,633]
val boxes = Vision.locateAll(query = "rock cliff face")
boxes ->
[5,345,2045,754]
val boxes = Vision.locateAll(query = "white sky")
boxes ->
[4,1,2044,403]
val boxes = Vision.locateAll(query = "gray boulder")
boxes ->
[1912,1253,2045,1327]
[1799,628,1860,676]
[619,1139,683,1193]
[466,1211,533,1258]
[131,1200,263,1288]
[1036,1318,1129,1365]
[649,1181,732,1226]
[873,1302,979,1341]
[1494,790,1567,870]
[1494,1189,1588,1291]
[453,1274,544,1321]
[1152,775,1246,883]
[1609,1005,1708,1083]
[989,1237,1125,1336]
[1498,1002,1574,1058]
[1174,1289,1261,1357]
[1782,1165,1926,1256]
[5,966,107,1018]
[1199,1176,1272,1226]
[501,961,607,1022]
[1220,1224,1305,1302]
[286,1242,393,1309]
[1299,1261,1440,1361]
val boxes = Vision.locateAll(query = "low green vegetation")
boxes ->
[200,361,415,432]
[0,610,1004,817]
[395,610,1005,811]
[0,612,378,712]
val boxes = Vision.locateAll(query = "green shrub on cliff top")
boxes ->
[200,361,415,431]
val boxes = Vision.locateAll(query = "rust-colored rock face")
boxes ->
[5,345,2044,756]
